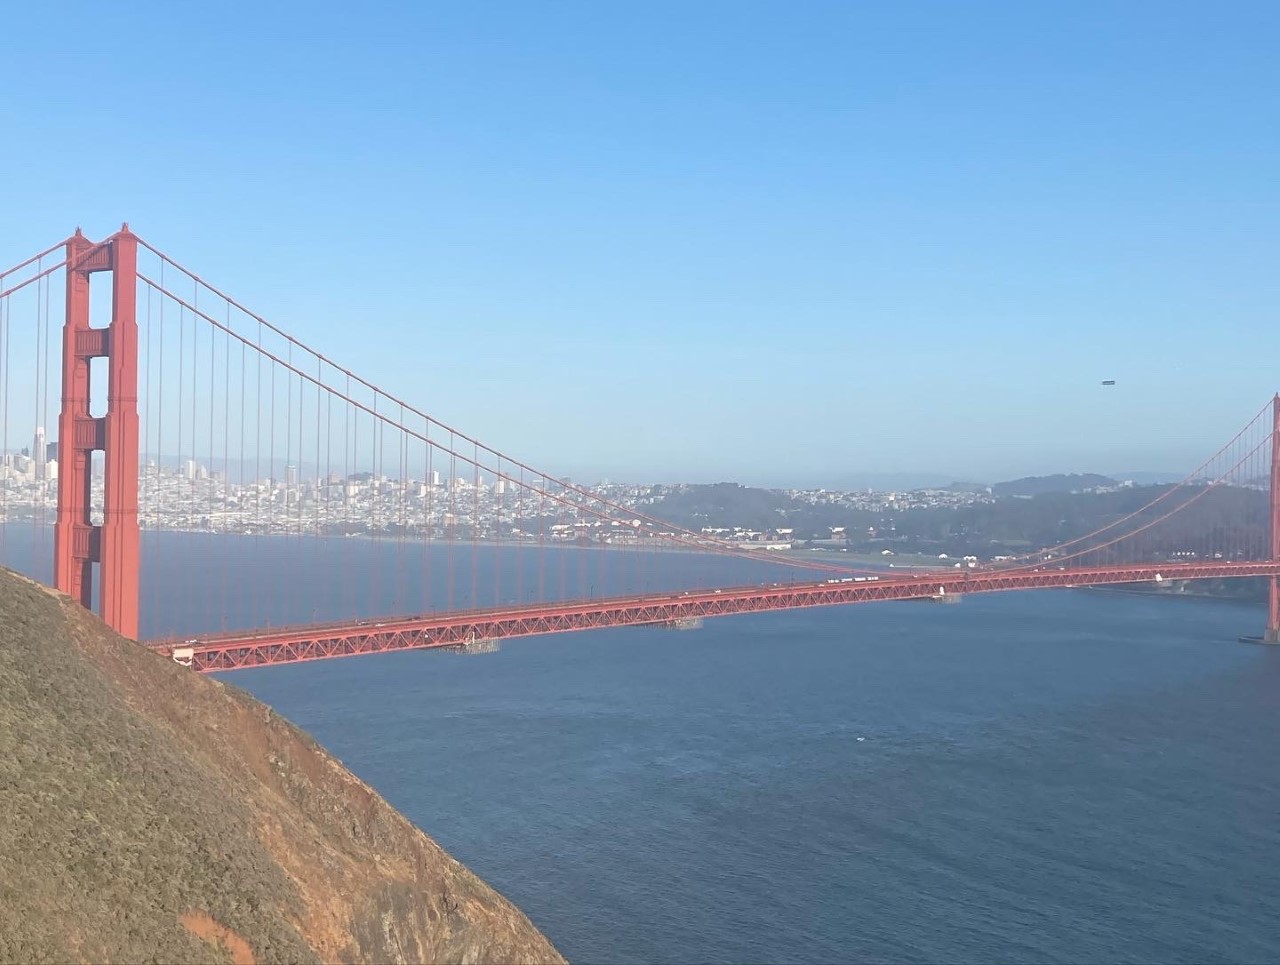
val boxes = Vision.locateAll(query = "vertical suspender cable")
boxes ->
[221,305,230,630]
[41,268,51,576]
[370,389,379,617]
[517,466,525,605]
[157,263,167,632]
[0,279,8,561]
[315,355,323,617]
[143,283,152,631]
[472,440,479,608]
[191,283,201,628]
[448,436,457,611]
[30,259,41,571]
[176,300,187,630]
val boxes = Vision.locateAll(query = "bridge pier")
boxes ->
[665,617,704,630]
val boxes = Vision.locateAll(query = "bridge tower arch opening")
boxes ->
[53,226,140,640]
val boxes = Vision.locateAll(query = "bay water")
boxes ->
[5,525,1279,961]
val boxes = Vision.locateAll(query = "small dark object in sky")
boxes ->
[1101,380,1116,386]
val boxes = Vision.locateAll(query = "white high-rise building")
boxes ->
[33,427,46,480]
[430,470,441,487]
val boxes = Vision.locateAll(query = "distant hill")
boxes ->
[992,473,1117,497]
[650,482,795,531]
[0,568,563,964]
[643,477,1267,561]
[1107,470,1185,485]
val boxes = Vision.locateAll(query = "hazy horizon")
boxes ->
[7,444,1192,493]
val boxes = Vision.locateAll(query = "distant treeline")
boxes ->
[991,473,1116,498]
[646,482,1268,560]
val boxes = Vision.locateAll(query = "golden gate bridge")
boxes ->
[1,226,1278,671]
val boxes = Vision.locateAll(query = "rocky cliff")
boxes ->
[0,567,564,964]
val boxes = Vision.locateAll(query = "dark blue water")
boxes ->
[233,589,1280,963]
[6,526,1280,960]
[0,525,810,637]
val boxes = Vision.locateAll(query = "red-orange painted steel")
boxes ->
[54,231,103,612]
[36,228,1280,651]
[100,228,141,640]
[156,561,1280,672]
[53,227,141,640]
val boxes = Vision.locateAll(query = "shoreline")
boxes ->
[1074,585,1263,607]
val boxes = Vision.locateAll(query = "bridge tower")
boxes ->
[1269,394,1280,643]
[53,226,141,640]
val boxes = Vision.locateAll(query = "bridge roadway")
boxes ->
[151,560,1280,672]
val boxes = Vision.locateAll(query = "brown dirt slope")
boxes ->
[0,567,564,964]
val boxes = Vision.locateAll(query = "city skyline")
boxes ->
[0,402,1219,535]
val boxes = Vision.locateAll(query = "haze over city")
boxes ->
[2,2,1277,486]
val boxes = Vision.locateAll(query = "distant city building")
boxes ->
[33,428,46,480]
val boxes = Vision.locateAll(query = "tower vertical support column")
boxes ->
[53,231,98,611]
[100,228,140,639]
[52,225,141,640]
[1268,393,1280,643]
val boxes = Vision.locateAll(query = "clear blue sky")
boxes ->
[2,1,1277,486]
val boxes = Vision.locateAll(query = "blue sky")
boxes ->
[2,1,1277,486]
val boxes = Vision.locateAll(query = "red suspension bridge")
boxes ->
[1,225,1279,671]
